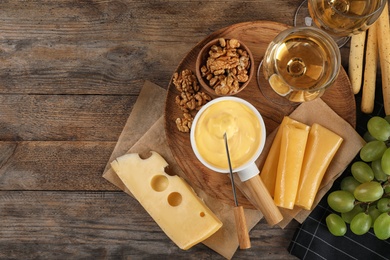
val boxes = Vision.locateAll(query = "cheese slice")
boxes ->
[111,151,222,250]
[295,124,343,210]
[274,123,310,209]
[261,116,309,197]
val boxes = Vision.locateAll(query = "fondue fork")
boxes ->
[223,133,251,250]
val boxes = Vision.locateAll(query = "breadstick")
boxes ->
[348,31,366,94]
[361,22,378,114]
[377,2,390,115]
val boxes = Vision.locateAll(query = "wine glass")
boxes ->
[257,26,341,105]
[294,0,386,46]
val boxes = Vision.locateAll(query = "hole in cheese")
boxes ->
[150,175,169,192]
[167,192,182,207]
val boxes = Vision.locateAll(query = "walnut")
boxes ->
[175,113,193,133]
[215,83,230,95]
[175,95,190,112]
[219,38,226,47]
[201,38,251,95]
[237,71,249,83]
[173,69,200,93]
[172,69,212,132]
[227,39,240,49]
[175,90,211,112]
[194,91,211,109]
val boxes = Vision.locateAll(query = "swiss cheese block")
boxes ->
[110,151,222,250]
[274,123,310,209]
[295,124,343,210]
[261,116,310,197]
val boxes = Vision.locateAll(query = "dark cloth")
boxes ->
[288,89,390,260]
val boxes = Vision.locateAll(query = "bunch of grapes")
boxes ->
[326,115,390,240]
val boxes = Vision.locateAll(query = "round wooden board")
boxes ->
[165,21,356,208]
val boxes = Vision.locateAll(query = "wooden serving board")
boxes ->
[165,21,356,208]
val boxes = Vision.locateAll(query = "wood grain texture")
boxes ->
[0,95,135,141]
[0,1,301,95]
[165,21,356,207]
[0,141,118,190]
[0,0,375,258]
[0,191,297,259]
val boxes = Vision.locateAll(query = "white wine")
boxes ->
[262,27,340,103]
[308,0,385,36]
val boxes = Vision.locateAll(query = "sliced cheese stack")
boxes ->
[274,122,310,209]
[260,116,343,211]
[295,124,343,210]
[111,151,222,250]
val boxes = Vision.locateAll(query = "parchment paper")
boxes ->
[268,98,366,227]
[103,81,262,259]
[102,80,365,258]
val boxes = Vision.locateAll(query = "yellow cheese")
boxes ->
[274,123,310,209]
[295,124,343,210]
[261,116,309,197]
[111,151,222,250]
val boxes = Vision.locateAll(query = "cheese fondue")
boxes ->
[194,100,262,170]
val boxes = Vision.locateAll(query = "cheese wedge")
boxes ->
[261,116,309,197]
[274,123,310,209]
[111,151,222,250]
[295,124,343,210]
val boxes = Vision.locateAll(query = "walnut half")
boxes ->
[175,113,193,133]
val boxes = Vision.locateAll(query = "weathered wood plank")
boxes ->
[0,191,298,259]
[0,141,118,190]
[0,0,302,95]
[1,1,374,258]
[0,94,136,141]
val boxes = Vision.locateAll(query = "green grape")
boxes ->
[381,148,390,175]
[351,161,374,183]
[363,131,376,142]
[341,204,364,223]
[360,140,387,162]
[340,176,361,194]
[368,205,381,227]
[385,185,390,194]
[354,181,384,202]
[371,159,389,182]
[385,115,390,124]
[373,212,390,240]
[350,212,372,235]
[367,116,390,141]
[326,213,347,236]
[377,198,390,212]
[327,190,355,213]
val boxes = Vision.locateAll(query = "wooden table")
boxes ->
[0,1,374,259]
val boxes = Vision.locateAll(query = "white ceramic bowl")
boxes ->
[190,96,266,181]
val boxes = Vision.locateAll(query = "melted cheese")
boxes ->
[111,152,222,250]
[194,100,262,169]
